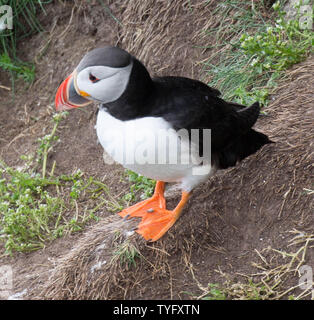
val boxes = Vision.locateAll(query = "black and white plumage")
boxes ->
[55,46,272,241]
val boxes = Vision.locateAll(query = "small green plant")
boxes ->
[239,1,313,72]
[204,0,313,106]
[201,284,227,300]
[183,283,227,300]
[36,111,68,178]
[123,170,156,203]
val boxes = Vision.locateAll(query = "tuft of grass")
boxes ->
[203,0,314,106]
[0,53,35,83]
[111,238,141,269]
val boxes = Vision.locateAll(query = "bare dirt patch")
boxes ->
[0,0,313,300]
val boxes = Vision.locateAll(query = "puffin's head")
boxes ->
[55,46,133,111]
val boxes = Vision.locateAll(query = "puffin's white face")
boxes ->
[75,63,133,103]
[55,46,134,111]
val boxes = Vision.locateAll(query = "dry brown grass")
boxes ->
[250,229,314,300]
[37,215,142,299]
[116,0,214,77]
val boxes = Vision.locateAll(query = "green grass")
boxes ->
[203,0,313,106]
[0,0,52,87]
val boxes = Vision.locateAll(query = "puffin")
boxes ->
[55,46,272,241]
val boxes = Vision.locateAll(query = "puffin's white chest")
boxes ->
[95,108,201,183]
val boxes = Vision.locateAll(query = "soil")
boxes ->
[0,0,313,300]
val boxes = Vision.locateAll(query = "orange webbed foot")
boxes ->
[118,181,190,241]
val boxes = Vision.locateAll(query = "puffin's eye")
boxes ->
[89,73,100,83]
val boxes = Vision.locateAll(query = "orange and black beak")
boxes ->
[55,72,92,111]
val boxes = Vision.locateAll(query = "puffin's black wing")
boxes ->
[152,76,272,169]
[152,76,260,147]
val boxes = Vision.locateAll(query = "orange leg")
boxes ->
[118,181,190,241]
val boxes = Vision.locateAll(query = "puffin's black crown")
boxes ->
[76,46,131,71]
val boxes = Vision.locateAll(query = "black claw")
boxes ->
[123,214,130,221]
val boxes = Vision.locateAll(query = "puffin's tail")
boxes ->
[214,129,273,170]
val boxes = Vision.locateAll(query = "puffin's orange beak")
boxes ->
[55,72,92,111]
